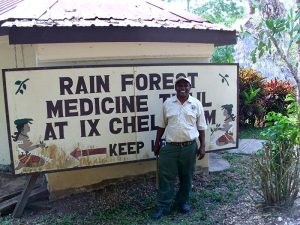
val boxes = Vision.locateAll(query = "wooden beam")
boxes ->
[0,186,48,216]
[12,174,40,218]
[9,27,237,45]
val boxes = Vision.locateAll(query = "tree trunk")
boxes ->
[296,74,300,104]
[248,0,255,14]
[297,0,300,103]
[187,0,191,11]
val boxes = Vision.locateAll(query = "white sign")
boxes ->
[3,64,238,174]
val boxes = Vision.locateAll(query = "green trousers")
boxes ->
[157,141,197,210]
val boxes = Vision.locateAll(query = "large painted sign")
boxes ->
[2,64,238,175]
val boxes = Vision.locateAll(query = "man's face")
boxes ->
[175,80,191,99]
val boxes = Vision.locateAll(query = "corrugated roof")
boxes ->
[0,0,231,31]
[0,0,236,45]
[0,0,24,15]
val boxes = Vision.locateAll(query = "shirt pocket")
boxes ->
[166,110,179,124]
[184,109,197,126]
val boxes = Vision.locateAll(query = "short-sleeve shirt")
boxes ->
[158,95,207,142]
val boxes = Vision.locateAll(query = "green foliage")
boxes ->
[0,216,15,225]
[250,95,300,208]
[239,68,265,127]
[192,0,244,64]
[93,203,150,225]
[242,85,261,104]
[192,0,244,27]
[239,127,267,139]
[250,9,300,63]
[263,94,299,144]
[210,45,234,63]
[245,2,300,98]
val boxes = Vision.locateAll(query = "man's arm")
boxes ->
[197,130,206,160]
[153,127,165,156]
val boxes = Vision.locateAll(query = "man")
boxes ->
[152,76,207,220]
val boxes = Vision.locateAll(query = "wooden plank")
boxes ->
[0,184,44,203]
[0,191,21,203]
[12,174,39,218]
[0,183,44,203]
[0,186,48,216]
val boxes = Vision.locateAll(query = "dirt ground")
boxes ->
[13,174,300,225]
[1,155,300,225]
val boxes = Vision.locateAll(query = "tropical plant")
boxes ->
[263,78,296,115]
[243,85,261,105]
[239,68,266,127]
[250,94,300,208]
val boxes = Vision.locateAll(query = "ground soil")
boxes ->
[1,154,300,225]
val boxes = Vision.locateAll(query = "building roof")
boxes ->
[0,0,237,45]
[0,0,24,15]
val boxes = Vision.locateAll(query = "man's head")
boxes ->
[174,77,191,100]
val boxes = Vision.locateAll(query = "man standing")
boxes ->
[152,76,207,220]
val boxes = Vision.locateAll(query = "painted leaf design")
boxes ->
[20,90,24,94]
[15,80,21,85]
[22,84,27,90]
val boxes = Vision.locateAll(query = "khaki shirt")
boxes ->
[158,95,207,142]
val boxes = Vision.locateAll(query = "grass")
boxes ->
[0,154,250,225]
[239,127,267,139]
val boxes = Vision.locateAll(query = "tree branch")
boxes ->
[265,31,298,77]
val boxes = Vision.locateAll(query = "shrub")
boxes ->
[250,94,300,208]
[210,45,234,63]
[239,68,265,127]
[263,79,296,116]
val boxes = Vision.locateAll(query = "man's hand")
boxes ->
[153,143,160,156]
[197,145,205,160]
[153,127,165,156]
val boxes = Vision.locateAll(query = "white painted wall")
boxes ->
[0,36,36,169]
[36,42,213,64]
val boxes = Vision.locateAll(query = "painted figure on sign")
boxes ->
[216,104,236,146]
[12,118,49,170]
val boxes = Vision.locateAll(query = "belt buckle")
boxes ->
[184,141,192,146]
[181,141,189,147]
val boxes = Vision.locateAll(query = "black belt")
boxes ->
[167,141,195,147]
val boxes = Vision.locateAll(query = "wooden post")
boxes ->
[156,155,159,189]
[12,174,40,218]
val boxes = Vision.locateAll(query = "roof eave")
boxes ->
[7,26,236,45]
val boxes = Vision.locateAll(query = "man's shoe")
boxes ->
[151,208,167,220]
[180,203,191,214]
